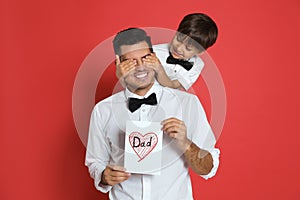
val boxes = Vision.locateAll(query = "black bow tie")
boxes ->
[128,93,158,112]
[166,54,194,71]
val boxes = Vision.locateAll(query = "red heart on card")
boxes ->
[129,132,158,162]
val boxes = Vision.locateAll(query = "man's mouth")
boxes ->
[135,72,148,79]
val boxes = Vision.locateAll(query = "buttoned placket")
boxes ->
[173,64,180,73]
[142,175,151,200]
[139,104,149,121]
[138,104,152,200]
[134,104,151,200]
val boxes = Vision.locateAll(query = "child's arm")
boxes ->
[115,55,136,87]
[143,53,184,89]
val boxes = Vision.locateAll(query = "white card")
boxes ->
[124,120,163,175]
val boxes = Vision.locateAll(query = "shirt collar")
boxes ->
[125,81,162,103]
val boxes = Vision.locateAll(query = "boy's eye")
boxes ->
[185,46,193,51]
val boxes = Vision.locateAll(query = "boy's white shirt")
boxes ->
[153,43,204,90]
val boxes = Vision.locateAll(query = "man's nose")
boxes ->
[135,59,143,66]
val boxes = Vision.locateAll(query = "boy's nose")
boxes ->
[176,44,184,53]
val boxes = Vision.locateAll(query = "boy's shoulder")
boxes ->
[153,43,169,52]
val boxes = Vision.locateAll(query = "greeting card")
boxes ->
[124,120,163,175]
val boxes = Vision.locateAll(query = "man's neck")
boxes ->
[128,82,155,97]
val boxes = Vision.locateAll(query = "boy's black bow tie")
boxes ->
[128,93,157,112]
[166,54,194,71]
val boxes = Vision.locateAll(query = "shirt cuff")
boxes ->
[200,148,220,180]
[93,168,113,193]
[176,76,192,90]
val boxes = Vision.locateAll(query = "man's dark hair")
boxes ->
[113,28,153,56]
[177,13,218,51]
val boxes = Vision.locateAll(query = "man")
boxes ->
[85,28,220,199]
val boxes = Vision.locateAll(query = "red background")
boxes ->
[1,0,300,199]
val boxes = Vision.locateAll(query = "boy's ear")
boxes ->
[198,50,205,56]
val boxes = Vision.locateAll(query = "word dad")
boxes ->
[129,132,158,162]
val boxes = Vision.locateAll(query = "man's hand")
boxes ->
[162,118,213,175]
[100,165,131,186]
[161,117,191,151]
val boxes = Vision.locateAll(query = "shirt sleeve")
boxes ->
[187,95,220,179]
[176,57,204,90]
[85,105,112,193]
[200,148,220,180]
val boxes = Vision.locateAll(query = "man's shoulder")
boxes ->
[94,91,125,109]
[162,86,198,101]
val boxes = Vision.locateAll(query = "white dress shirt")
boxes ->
[153,44,204,90]
[85,82,220,200]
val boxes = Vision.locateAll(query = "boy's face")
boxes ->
[169,33,201,60]
[119,41,155,95]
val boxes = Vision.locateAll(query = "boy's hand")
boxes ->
[115,55,136,86]
[101,165,131,186]
[161,118,191,151]
[143,53,164,74]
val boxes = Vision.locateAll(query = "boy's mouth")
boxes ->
[171,49,183,59]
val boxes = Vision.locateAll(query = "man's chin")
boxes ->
[128,82,154,94]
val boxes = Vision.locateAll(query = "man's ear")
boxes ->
[115,55,121,65]
[150,47,154,53]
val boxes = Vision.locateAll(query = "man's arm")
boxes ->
[85,106,130,192]
[162,118,213,175]
[183,140,213,175]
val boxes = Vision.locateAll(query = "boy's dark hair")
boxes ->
[177,13,218,51]
[113,28,153,56]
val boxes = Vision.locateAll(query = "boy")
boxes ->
[116,13,218,90]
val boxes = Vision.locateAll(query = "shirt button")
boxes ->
[174,70,177,72]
